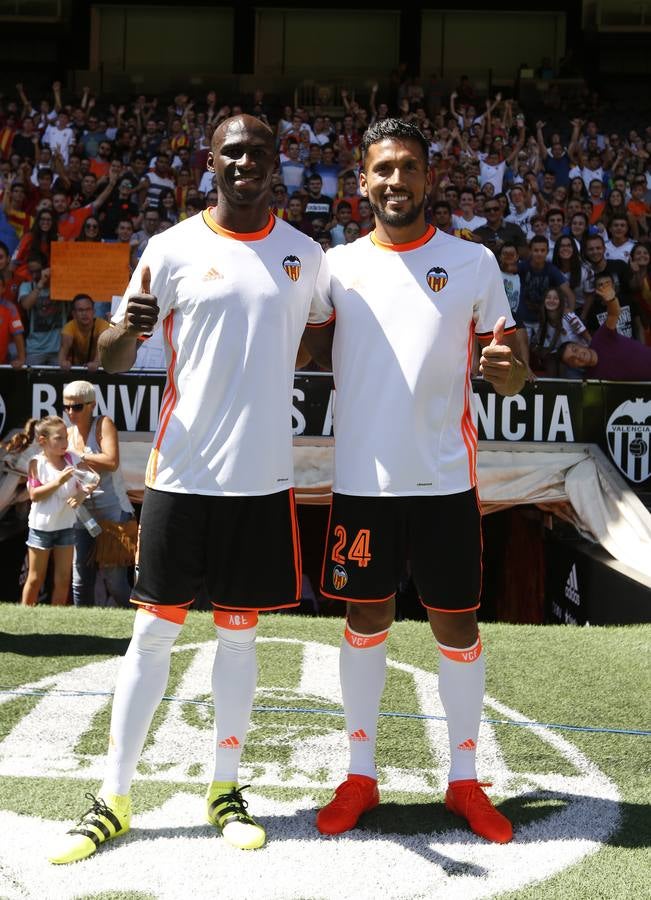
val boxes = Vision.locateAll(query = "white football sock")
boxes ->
[102,610,182,796]
[211,623,258,783]
[437,636,485,783]
[340,623,389,780]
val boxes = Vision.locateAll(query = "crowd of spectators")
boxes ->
[0,75,649,379]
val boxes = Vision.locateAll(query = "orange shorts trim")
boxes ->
[132,600,191,624]
[421,602,480,613]
[437,635,482,663]
[211,601,300,612]
[344,623,389,648]
[320,588,396,604]
[213,610,259,629]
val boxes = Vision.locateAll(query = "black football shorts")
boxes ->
[132,486,302,611]
[320,489,482,612]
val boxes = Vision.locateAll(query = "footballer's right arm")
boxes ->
[99,265,159,373]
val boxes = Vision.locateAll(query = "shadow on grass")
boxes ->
[0,633,130,657]
[362,791,650,850]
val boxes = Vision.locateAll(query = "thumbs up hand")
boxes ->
[479,317,526,396]
[125,264,159,337]
[489,316,505,347]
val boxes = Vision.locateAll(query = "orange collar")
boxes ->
[370,225,436,252]
[202,208,275,241]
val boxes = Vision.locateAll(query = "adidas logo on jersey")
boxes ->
[564,564,580,607]
[350,729,369,742]
[202,267,223,281]
[218,735,241,749]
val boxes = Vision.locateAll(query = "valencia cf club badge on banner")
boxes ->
[283,255,301,281]
[426,266,448,293]
[606,398,651,483]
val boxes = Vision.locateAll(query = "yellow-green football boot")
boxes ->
[206,782,266,850]
[48,792,131,864]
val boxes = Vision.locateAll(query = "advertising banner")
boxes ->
[1,369,650,492]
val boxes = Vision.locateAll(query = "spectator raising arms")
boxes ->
[560,275,651,379]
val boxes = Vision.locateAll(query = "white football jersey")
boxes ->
[113,211,332,496]
[325,227,515,496]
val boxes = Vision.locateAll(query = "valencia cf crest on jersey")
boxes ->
[332,565,348,591]
[283,255,301,281]
[426,266,448,293]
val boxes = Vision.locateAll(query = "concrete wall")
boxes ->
[421,9,566,85]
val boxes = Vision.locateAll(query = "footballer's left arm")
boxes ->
[299,319,334,370]
[479,316,527,397]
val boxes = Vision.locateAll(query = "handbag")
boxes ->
[93,517,138,568]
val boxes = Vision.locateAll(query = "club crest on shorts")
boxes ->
[606,398,651,484]
[283,255,301,281]
[426,266,448,293]
[332,565,348,591]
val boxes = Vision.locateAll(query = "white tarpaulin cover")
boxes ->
[3,439,650,581]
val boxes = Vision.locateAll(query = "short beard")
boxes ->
[369,196,424,228]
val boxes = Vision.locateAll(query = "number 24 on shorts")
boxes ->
[331,526,372,568]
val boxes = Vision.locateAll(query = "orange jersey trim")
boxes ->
[370,225,436,253]
[202,207,275,241]
[344,623,389,648]
[147,311,178,485]
[214,610,259,629]
[437,636,482,663]
[133,601,192,624]
[306,311,336,328]
[476,325,517,344]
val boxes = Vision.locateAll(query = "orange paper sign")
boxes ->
[50,242,131,303]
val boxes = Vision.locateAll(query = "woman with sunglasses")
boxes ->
[76,216,102,242]
[63,380,134,608]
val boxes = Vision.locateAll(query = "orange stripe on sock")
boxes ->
[438,635,482,663]
[213,610,259,629]
[134,601,191,624]
[344,623,389,649]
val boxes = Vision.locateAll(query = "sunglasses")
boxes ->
[62,402,86,412]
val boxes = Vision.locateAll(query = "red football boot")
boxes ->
[316,774,380,835]
[445,779,513,843]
